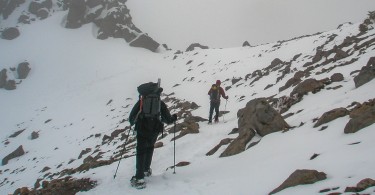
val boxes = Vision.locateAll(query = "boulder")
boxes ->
[220,98,289,157]
[130,34,160,52]
[237,98,290,137]
[17,62,31,79]
[290,78,325,97]
[1,27,20,40]
[314,107,349,127]
[28,0,52,19]
[270,169,327,194]
[206,138,232,156]
[354,57,375,88]
[330,73,344,82]
[2,145,25,165]
[5,80,16,90]
[344,99,375,134]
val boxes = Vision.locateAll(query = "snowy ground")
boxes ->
[1,1,375,195]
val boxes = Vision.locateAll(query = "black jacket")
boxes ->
[129,100,175,136]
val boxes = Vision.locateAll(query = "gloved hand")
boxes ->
[130,120,134,126]
[171,114,178,122]
[225,95,229,100]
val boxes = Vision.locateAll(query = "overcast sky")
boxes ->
[127,0,375,49]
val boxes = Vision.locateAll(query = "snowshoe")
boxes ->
[130,176,146,189]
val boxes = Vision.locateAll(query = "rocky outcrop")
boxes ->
[13,177,97,195]
[1,27,20,40]
[129,34,160,52]
[344,99,375,133]
[270,169,327,194]
[354,57,375,88]
[314,107,349,128]
[17,62,31,79]
[206,138,232,156]
[172,116,200,140]
[186,43,209,52]
[345,178,375,193]
[220,98,289,157]
[1,0,25,19]
[2,145,25,165]
[28,0,52,19]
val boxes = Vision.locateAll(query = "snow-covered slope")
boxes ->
[1,2,375,195]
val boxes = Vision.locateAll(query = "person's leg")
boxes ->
[209,101,214,123]
[144,133,158,173]
[135,135,147,179]
[214,102,220,122]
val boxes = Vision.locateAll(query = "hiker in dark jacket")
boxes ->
[208,80,228,123]
[129,86,177,189]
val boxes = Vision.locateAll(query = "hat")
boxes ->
[216,80,221,85]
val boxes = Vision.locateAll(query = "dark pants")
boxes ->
[135,133,158,179]
[209,101,220,122]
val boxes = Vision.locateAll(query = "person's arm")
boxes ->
[129,100,140,126]
[160,101,177,124]
[220,87,228,99]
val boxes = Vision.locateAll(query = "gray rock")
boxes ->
[2,145,25,165]
[220,98,290,157]
[269,169,327,194]
[290,78,325,97]
[314,107,349,128]
[354,57,375,88]
[1,27,20,40]
[330,73,344,82]
[0,69,7,88]
[17,62,31,79]
[5,80,16,90]
[344,99,375,134]
[186,43,209,52]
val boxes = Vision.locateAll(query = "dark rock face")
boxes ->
[2,145,25,165]
[354,57,375,88]
[130,34,160,52]
[1,0,26,19]
[220,129,255,157]
[314,107,349,127]
[65,0,86,29]
[17,62,31,79]
[270,169,327,194]
[1,27,20,40]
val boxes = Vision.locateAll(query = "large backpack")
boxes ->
[137,82,161,119]
[210,84,220,102]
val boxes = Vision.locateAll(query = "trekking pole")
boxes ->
[113,126,132,179]
[173,121,176,174]
[223,99,228,123]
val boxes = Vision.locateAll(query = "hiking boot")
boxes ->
[208,120,212,124]
[144,168,152,177]
[130,176,146,189]
[214,115,219,121]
